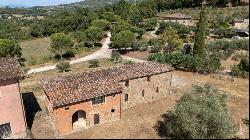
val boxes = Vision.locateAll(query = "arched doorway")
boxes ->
[72,110,87,130]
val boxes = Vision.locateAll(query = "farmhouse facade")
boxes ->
[42,62,174,136]
[0,58,27,139]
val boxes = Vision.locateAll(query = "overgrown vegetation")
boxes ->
[56,61,70,72]
[88,59,100,68]
[231,56,249,78]
[0,39,22,57]
[156,83,237,139]
[206,39,249,60]
[148,52,221,74]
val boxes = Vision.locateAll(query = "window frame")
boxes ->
[125,94,128,102]
[92,95,105,105]
[156,87,159,93]
[125,80,129,87]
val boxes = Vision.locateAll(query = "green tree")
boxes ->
[144,17,157,31]
[111,20,132,35]
[159,27,183,52]
[85,26,105,46]
[101,12,121,23]
[113,30,135,49]
[50,33,74,59]
[132,39,149,51]
[91,19,111,31]
[193,4,207,58]
[56,61,70,72]
[129,5,143,26]
[0,39,22,57]
[156,83,237,139]
[73,31,86,43]
[113,0,131,20]
[30,23,44,37]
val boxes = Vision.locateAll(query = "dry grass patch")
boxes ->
[21,37,99,68]
[124,51,151,60]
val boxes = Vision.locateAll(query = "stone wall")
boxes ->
[120,72,173,109]
[51,92,121,136]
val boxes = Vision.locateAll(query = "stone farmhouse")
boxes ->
[41,62,174,136]
[0,58,27,139]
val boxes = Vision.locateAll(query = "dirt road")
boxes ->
[26,32,112,75]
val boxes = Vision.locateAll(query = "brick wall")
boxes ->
[50,92,121,136]
[0,79,27,138]
[120,72,173,109]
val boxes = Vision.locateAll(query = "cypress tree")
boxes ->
[193,4,207,58]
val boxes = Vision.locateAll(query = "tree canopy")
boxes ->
[0,39,22,57]
[159,27,183,52]
[91,19,111,31]
[144,17,157,31]
[85,26,105,45]
[156,83,237,139]
[113,30,135,49]
[50,33,74,58]
[193,4,207,58]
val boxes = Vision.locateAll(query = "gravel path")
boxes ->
[26,32,112,75]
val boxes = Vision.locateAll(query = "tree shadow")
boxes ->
[242,117,249,127]
[22,92,42,129]
[153,120,167,138]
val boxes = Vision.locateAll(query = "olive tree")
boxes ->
[156,83,237,139]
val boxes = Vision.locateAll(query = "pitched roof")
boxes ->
[42,62,173,108]
[0,57,22,81]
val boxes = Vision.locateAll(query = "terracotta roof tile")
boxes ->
[42,62,173,107]
[0,57,22,81]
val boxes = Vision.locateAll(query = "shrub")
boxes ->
[124,60,134,65]
[89,59,99,68]
[149,45,161,53]
[206,39,249,60]
[132,40,148,51]
[56,61,70,72]
[74,42,85,48]
[144,17,157,31]
[231,56,249,78]
[62,50,76,58]
[111,51,122,63]
[148,52,221,74]
[156,83,237,139]
[158,21,191,35]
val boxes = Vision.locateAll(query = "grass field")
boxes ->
[21,38,99,68]
[124,51,151,60]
